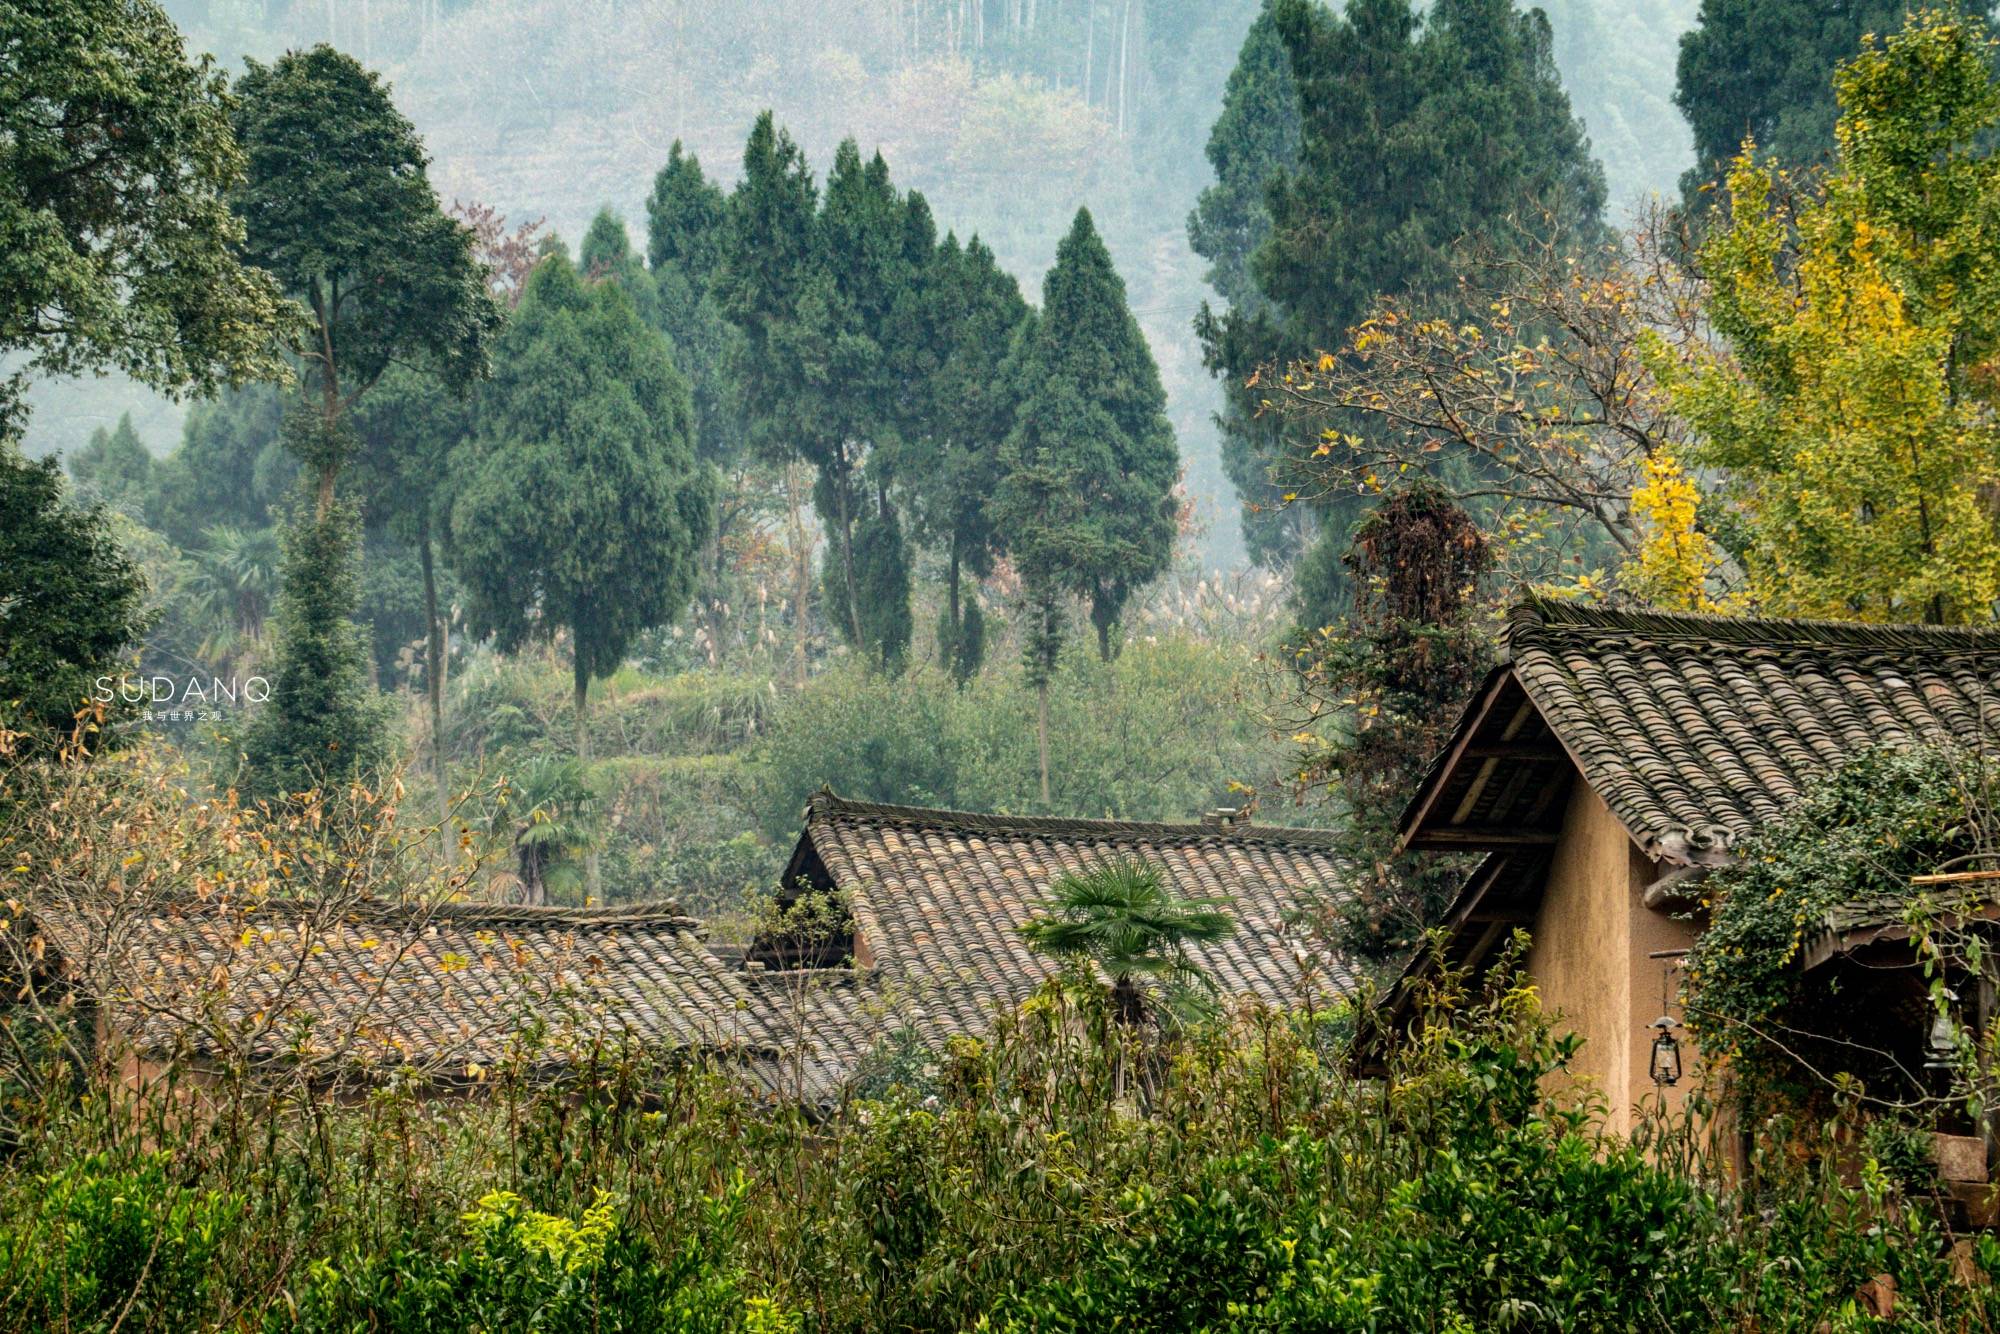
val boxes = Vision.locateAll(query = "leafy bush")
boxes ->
[0,1153,244,1332]
[1684,745,1979,1098]
[752,637,1287,836]
[288,1180,789,1333]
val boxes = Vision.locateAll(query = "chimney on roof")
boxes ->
[1203,806,1245,830]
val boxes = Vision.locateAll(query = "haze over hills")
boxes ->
[26,0,1698,570]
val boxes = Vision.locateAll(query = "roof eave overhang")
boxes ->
[1397,665,1576,854]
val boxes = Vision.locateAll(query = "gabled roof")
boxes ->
[765,792,1353,1074]
[28,898,785,1082]
[1402,600,2000,865]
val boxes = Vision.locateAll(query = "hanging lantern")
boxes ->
[1925,989,1960,1073]
[1649,1015,1682,1087]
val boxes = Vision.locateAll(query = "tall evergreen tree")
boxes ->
[645,145,752,661]
[449,254,714,892]
[1189,1,1306,569]
[646,141,729,289]
[896,233,1029,684]
[998,210,1179,802]
[808,140,916,664]
[579,209,657,325]
[717,114,839,656]
[65,413,152,512]
[0,450,146,755]
[1196,0,1606,573]
[230,47,499,797]
[1188,0,1301,319]
[1674,1,1991,205]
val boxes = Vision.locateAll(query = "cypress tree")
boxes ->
[65,413,152,512]
[579,209,657,325]
[1196,0,1606,572]
[1188,0,1301,319]
[646,140,729,294]
[844,508,914,671]
[1189,1,1306,569]
[897,232,1029,684]
[717,115,850,660]
[448,254,714,892]
[998,210,1179,802]
[645,144,749,661]
[1674,0,1983,206]
[809,141,915,664]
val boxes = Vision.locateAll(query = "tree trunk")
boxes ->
[420,526,451,870]
[574,654,599,902]
[520,845,545,906]
[1082,0,1094,104]
[788,463,811,685]
[835,455,864,651]
[314,291,341,523]
[1117,0,1132,134]
[706,496,730,665]
[1037,676,1051,806]
[946,539,962,676]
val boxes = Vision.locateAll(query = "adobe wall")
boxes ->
[1526,783,1699,1136]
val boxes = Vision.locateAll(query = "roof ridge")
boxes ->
[68,894,700,931]
[1511,596,2000,656]
[804,789,1341,846]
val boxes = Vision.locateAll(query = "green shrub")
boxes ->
[287,1177,791,1333]
[0,1153,244,1332]
[751,636,1288,835]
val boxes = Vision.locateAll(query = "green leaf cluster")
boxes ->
[1684,746,1978,1101]
[998,208,1179,674]
[0,449,147,754]
[449,252,715,723]
[1195,0,1607,573]
[0,0,296,432]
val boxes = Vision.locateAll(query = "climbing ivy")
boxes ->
[1683,746,1979,1102]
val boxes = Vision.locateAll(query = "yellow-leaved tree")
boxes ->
[1661,9,2000,624]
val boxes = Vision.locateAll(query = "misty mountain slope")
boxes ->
[45,0,1699,565]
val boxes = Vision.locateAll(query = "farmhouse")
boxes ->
[1390,598,2000,1135]
[22,898,805,1096]
[731,792,1353,1097]
[21,795,1352,1105]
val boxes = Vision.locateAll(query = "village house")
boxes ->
[20,794,1352,1106]
[732,791,1352,1096]
[20,898,805,1098]
[1389,598,2000,1145]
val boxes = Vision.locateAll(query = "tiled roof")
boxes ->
[1404,599,2000,864]
[770,793,1353,1078]
[26,799,1353,1104]
[29,898,785,1083]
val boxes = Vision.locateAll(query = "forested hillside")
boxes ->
[26,0,1698,568]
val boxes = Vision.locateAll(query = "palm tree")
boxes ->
[494,754,601,905]
[1018,858,1236,1030]
[184,524,282,670]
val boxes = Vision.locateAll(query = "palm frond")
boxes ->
[1018,857,1237,996]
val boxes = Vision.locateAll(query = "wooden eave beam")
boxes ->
[1406,827,1560,850]
[1397,669,1519,852]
